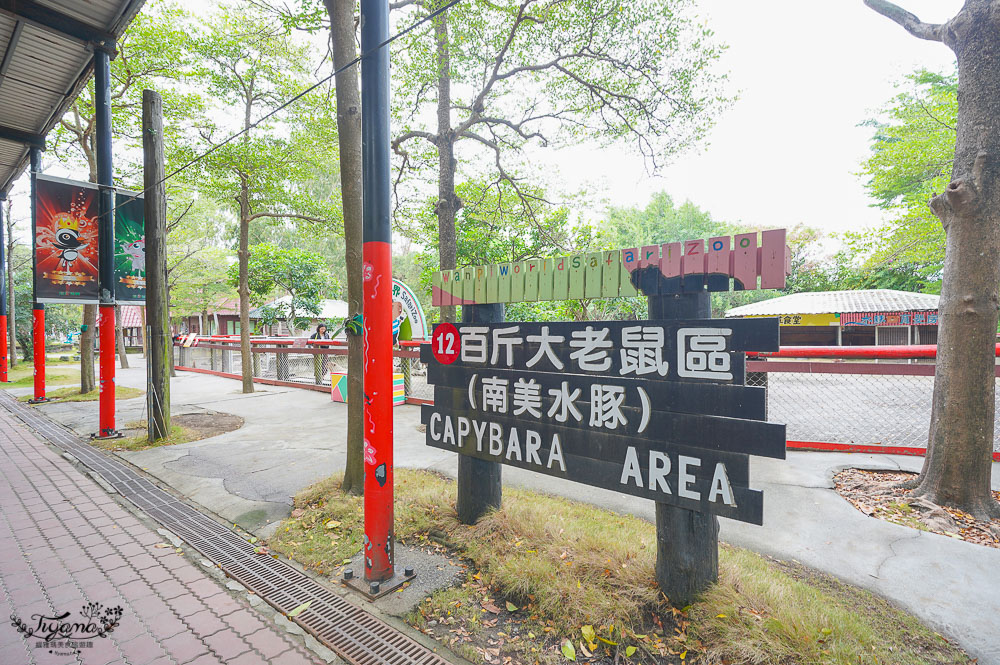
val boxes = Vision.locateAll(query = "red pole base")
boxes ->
[97,304,119,438]
[362,240,394,582]
[31,307,45,401]
[0,314,8,382]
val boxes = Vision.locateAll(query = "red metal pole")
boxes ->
[98,305,116,435]
[361,0,394,583]
[93,47,119,438]
[32,306,45,401]
[362,242,393,582]
[0,315,7,383]
[751,343,1000,360]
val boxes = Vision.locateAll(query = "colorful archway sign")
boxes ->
[431,229,791,306]
[392,278,428,340]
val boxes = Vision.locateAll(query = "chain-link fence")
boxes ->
[748,360,1000,452]
[175,340,1000,452]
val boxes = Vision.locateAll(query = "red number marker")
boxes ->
[432,323,461,365]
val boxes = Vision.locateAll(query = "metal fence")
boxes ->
[174,338,435,401]
[174,338,1000,453]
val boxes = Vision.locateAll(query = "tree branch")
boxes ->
[863,0,946,43]
[245,212,330,224]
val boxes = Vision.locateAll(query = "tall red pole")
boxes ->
[28,147,48,403]
[361,0,394,583]
[94,45,120,438]
[0,315,7,383]
[32,307,45,400]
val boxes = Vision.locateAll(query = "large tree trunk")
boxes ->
[326,0,365,496]
[866,0,1000,519]
[911,2,1000,519]
[80,305,97,392]
[238,188,254,394]
[434,10,459,324]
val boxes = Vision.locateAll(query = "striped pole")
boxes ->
[360,0,394,583]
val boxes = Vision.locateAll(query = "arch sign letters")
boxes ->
[431,229,790,306]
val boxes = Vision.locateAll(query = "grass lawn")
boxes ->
[268,470,968,665]
[91,420,200,453]
[3,362,82,388]
[18,385,143,403]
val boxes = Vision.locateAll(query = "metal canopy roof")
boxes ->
[725,289,941,317]
[0,0,145,194]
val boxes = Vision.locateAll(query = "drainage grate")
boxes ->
[1,394,451,665]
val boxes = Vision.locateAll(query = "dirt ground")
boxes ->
[834,468,1000,548]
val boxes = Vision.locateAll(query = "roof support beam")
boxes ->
[0,20,23,86]
[0,123,44,148]
[0,0,114,47]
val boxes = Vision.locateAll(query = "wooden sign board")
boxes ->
[423,319,784,524]
[431,229,791,306]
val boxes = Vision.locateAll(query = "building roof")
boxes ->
[248,296,348,320]
[0,0,146,193]
[120,304,142,327]
[725,289,940,317]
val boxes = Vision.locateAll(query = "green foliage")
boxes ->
[392,0,731,168]
[50,0,206,182]
[228,243,330,332]
[404,178,574,318]
[854,68,956,291]
[189,4,340,228]
[594,192,736,250]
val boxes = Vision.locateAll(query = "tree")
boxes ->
[853,69,957,291]
[51,0,202,389]
[191,4,339,392]
[5,200,21,366]
[864,0,1000,519]
[391,0,730,322]
[229,243,329,334]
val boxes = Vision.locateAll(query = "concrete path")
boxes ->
[17,359,1000,664]
[0,407,324,665]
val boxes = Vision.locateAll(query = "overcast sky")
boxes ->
[539,0,961,240]
[9,0,963,247]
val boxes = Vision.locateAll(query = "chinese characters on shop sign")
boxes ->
[421,319,784,525]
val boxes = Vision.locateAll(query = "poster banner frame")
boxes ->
[114,189,146,304]
[33,174,101,304]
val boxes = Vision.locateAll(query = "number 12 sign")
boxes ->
[432,323,461,365]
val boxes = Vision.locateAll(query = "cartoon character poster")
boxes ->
[114,191,145,303]
[33,175,100,303]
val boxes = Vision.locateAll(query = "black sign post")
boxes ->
[649,290,718,603]
[421,311,783,604]
[457,303,503,524]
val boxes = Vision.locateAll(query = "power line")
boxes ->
[97,0,462,221]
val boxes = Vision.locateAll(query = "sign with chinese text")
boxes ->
[115,190,145,304]
[421,318,784,524]
[746,313,840,327]
[842,311,937,326]
[33,175,100,303]
[431,229,791,306]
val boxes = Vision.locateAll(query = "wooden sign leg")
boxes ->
[457,303,503,524]
[647,290,720,605]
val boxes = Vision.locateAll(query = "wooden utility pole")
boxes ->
[143,89,170,441]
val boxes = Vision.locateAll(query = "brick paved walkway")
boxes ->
[0,407,324,665]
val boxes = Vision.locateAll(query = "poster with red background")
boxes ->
[34,175,100,303]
